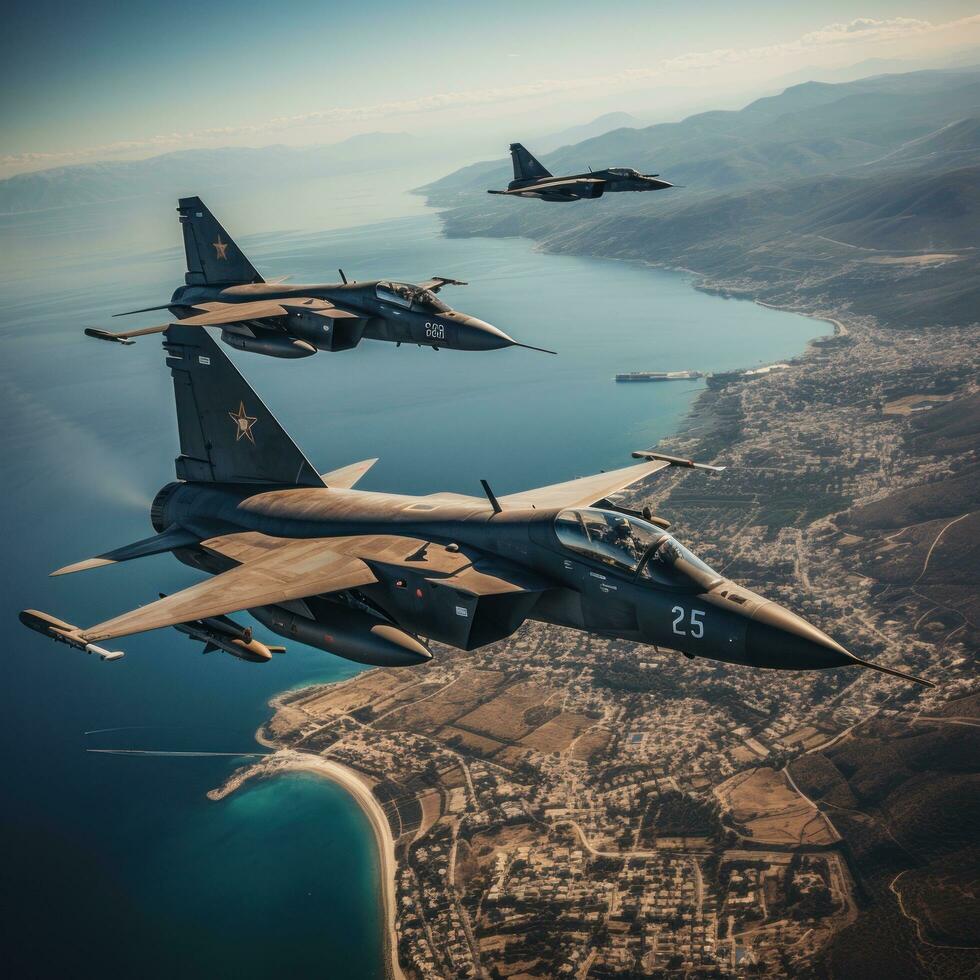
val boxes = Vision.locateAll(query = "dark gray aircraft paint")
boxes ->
[84,197,554,356]
[488,143,674,202]
[23,324,931,689]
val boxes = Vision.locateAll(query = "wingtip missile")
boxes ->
[632,450,726,473]
[85,327,135,345]
[20,609,125,662]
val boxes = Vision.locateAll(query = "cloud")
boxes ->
[661,14,979,73]
[4,13,979,174]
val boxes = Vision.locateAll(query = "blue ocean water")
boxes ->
[0,175,824,976]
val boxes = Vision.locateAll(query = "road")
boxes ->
[915,512,969,583]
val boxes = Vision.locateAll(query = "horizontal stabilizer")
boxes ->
[320,458,379,489]
[51,525,201,576]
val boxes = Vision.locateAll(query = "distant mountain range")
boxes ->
[535,112,641,153]
[0,132,426,214]
[420,67,980,329]
[422,67,980,202]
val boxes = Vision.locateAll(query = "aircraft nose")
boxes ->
[454,315,518,351]
[745,600,856,670]
[646,177,673,189]
[454,315,556,354]
[736,595,934,686]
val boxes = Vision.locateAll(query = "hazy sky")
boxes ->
[2,1,978,175]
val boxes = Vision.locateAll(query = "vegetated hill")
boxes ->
[795,164,980,250]
[421,76,980,333]
[421,68,980,203]
[837,383,979,642]
[866,116,980,174]
[435,157,980,327]
[791,714,980,977]
[845,463,980,531]
[906,391,980,457]
[0,132,423,214]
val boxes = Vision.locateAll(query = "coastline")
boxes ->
[209,739,405,980]
[209,280,841,980]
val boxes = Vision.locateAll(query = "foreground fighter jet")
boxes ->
[84,197,553,356]
[488,143,673,202]
[22,324,931,687]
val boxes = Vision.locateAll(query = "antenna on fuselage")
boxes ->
[480,479,502,515]
[338,269,348,284]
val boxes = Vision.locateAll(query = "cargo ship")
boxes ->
[614,370,703,382]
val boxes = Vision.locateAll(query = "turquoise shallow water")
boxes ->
[0,175,825,976]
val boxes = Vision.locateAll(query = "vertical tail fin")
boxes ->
[177,197,264,287]
[510,143,552,180]
[164,324,323,487]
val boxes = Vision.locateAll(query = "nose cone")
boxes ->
[645,177,673,190]
[453,314,518,351]
[235,638,273,663]
[453,315,556,354]
[746,601,854,670]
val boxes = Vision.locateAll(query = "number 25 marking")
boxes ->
[671,606,704,639]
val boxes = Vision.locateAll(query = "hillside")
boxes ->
[421,67,980,202]
[420,68,980,330]
[790,706,980,977]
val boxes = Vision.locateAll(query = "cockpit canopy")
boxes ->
[607,167,641,178]
[554,508,721,591]
[376,281,450,313]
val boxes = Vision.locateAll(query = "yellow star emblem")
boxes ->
[212,235,229,260]
[228,402,257,443]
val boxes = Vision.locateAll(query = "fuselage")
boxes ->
[152,480,860,674]
[506,169,673,201]
[170,280,516,353]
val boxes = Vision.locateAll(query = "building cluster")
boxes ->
[248,317,977,977]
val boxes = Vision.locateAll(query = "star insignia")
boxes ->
[212,235,229,260]
[228,402,257,443]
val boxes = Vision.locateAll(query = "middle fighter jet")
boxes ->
[23,324,931,690]
[488,143,673,202]
[85,197,554,357]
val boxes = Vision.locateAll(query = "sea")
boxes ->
[0,166,824,977]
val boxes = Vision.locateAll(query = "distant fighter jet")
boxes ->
[84,197,553,356]
[488,143,673,202]
[22,325,932,689]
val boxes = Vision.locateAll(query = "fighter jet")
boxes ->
[83,197,553,356]
[488,143,673,202]
[22,324,932,688]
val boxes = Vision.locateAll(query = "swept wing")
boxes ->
[499,459,673,510]
[489,178,605,198]
[68,538,376,643]
[85,298,336,344]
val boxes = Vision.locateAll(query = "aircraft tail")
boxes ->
[510,143,551,181]
[164,324,324,487]
[177,196,264,287]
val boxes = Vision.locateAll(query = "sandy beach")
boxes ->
[209,748,405,980]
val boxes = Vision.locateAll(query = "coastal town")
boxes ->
[212,311,977,979]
